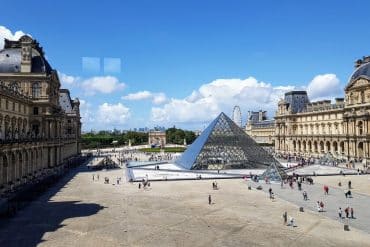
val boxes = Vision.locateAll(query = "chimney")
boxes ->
[20,35,33,73]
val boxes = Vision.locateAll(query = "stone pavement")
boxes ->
[1,162,370,246]
[251,177,370,233]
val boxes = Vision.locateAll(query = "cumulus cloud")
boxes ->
[82,76,125,95]
[152,92,167,104]
[97,102,130,125]
[123,91,167,105]
[123,91,152,100]
[0,26,27,48]
[307,74,342,100]
[79,99,94,124]
[58,72,80,86]
[150,74,341,126]
[151,77,295,124]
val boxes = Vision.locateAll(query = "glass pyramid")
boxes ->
[176,112,278,170]
[260,162,287,181]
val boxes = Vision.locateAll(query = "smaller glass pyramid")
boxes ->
[260,162,287,182]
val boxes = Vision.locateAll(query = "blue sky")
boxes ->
[1,0,370,130]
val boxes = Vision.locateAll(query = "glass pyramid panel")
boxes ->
[260,162,288,182]
[176,112,278,170]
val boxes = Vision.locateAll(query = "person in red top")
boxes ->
[324,185,329,195]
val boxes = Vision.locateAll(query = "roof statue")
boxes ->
[176,112,279,170]
[259,162,287,182]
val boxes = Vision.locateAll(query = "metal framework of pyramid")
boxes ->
[176,112,279,170]
[260,162,287,181]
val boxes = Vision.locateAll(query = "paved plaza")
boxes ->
[1,159,370,246]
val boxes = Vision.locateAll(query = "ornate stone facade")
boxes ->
[0,36,81,194]
[245,110,275,145]
[275,56,370,161]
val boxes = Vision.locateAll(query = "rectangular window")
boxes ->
[33,107,39,115]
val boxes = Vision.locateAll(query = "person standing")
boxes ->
[338,207,342,219]
[350,208,354,218]
[283,211,287,225]
[345,207,349,218]
[269,188,273,199]
[348,180,352,189]
[208,195,212,205]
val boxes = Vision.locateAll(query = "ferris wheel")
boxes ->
[232,105,242,127]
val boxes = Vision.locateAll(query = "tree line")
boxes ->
[81,127,197,149]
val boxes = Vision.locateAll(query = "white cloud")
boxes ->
[307,74,341,100]
[0,26,27,48]
[97,103,130,125]
[123,91,167,105]
[151,77,295,124]
[150,74,340,126]
[79,99,94,124]
[82,76,125,95]
[58,72,80,86]
[152,92,167,104]
[123,91,152,100]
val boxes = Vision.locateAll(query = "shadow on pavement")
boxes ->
[0,163,106,247]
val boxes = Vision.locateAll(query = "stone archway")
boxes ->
[340,141,345,156]
[358,142,364,159]
[326,141,331,154]
[313,141,318,153]
[10,152,16,183]
[333,141,338,155]
[1,154,8,186]
[320,141,324,153]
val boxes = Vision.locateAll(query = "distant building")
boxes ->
[148,131,166,147]
[245,110,275,145]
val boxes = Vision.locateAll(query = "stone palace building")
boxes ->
[245,110,275,145]
[275,56,370,161]
[0,35,81,193]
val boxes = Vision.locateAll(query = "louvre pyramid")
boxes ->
[260,162,287,181]
[176,112,279,170]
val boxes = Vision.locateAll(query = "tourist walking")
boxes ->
[138,183,141,189]
[351,207,354,218]
[208,195,212,205]
[93,174,95,181]
[302,191,308,200]
[269,188,273,199]
[345,207,349,218]
[289,216,295,227]
[320,201,324,212]
[324,185,329,195]
[348,180,352,189]
[283,211,287,225]
[317,201,321,212]
[338,207,342,219]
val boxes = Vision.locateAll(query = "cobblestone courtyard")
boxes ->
[1,164,370,247]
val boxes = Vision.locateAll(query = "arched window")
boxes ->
[358,121,363,135]
[32,82,41,98]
